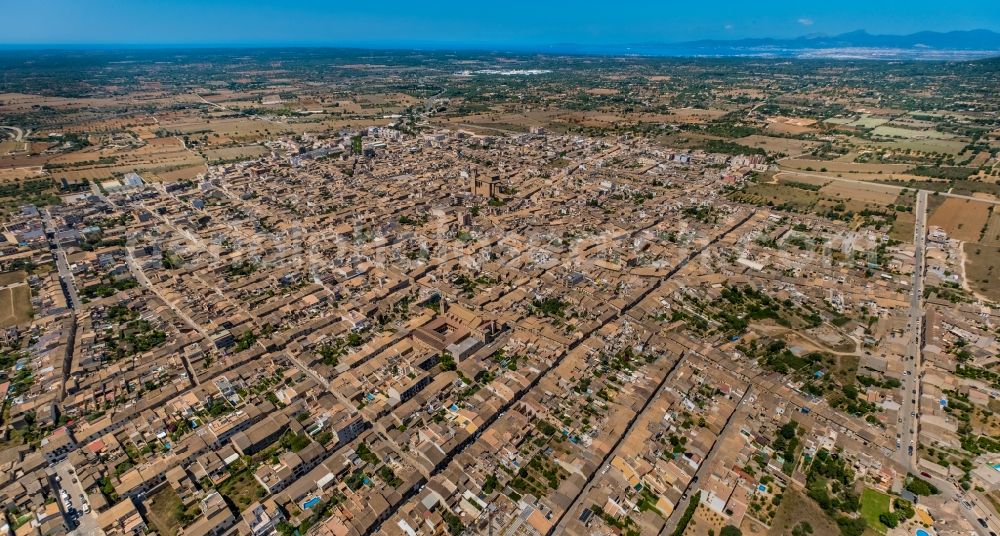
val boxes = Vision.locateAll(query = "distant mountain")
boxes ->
[679,29,1000,51]
[542,29,1000,60]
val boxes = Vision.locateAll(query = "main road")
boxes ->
[896,190,1000,536]
[896,189,926,469]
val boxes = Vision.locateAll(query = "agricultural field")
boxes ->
[927,197,991,242]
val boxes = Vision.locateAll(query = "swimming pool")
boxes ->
[303,496,320,509]
[916,529,930,536]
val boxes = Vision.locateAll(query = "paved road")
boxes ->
[42,208,81,308]
[896,189,926,469]
[0,125,24,141]
[893,191,1000,536]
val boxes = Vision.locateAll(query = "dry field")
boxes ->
[44,137,206,183]
[870,138,968,155]
[978,207,1000,245]
[963,242,1000,302]
[969,151,992,168]
[730,182,822,211]
[779,159,911,175]
[0,92,119,113]
[764,121,819,136]
[928,197,991,241]
[777,174,828,187]
[0,166,45,183]
[818,180,900,206]
[769,488,840,536]
[0,274,32,328]
[684,503,728,536]
[665,108,729,124]
[203,145,269,163]
[159,118,295,140]
[736,135,819,156]
[870,125,955,140]
[891,211,916,242]
[149,164,209,182]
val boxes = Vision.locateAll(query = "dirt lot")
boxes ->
[769,488,840,536]
[685,502,728,536]
[0,271,27,286]
[146,486,184,536]
[928,197,991,242]
[963,242,1000,302]
[0,283,32,328]
[891,211,916,242]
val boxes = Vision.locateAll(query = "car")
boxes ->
[911,411,916,416]
[979,519,989,528]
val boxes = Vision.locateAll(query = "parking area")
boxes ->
[52,460,98,535]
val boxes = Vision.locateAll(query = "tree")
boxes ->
[720,525,743,536]
[905,474,939,496]
[879,512,899,529]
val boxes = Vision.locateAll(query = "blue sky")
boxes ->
[4,0,998,47]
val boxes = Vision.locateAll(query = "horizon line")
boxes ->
[2,27,1000,52]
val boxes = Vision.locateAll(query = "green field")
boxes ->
[860,488,892,534]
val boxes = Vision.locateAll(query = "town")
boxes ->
[0,45,999,536]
